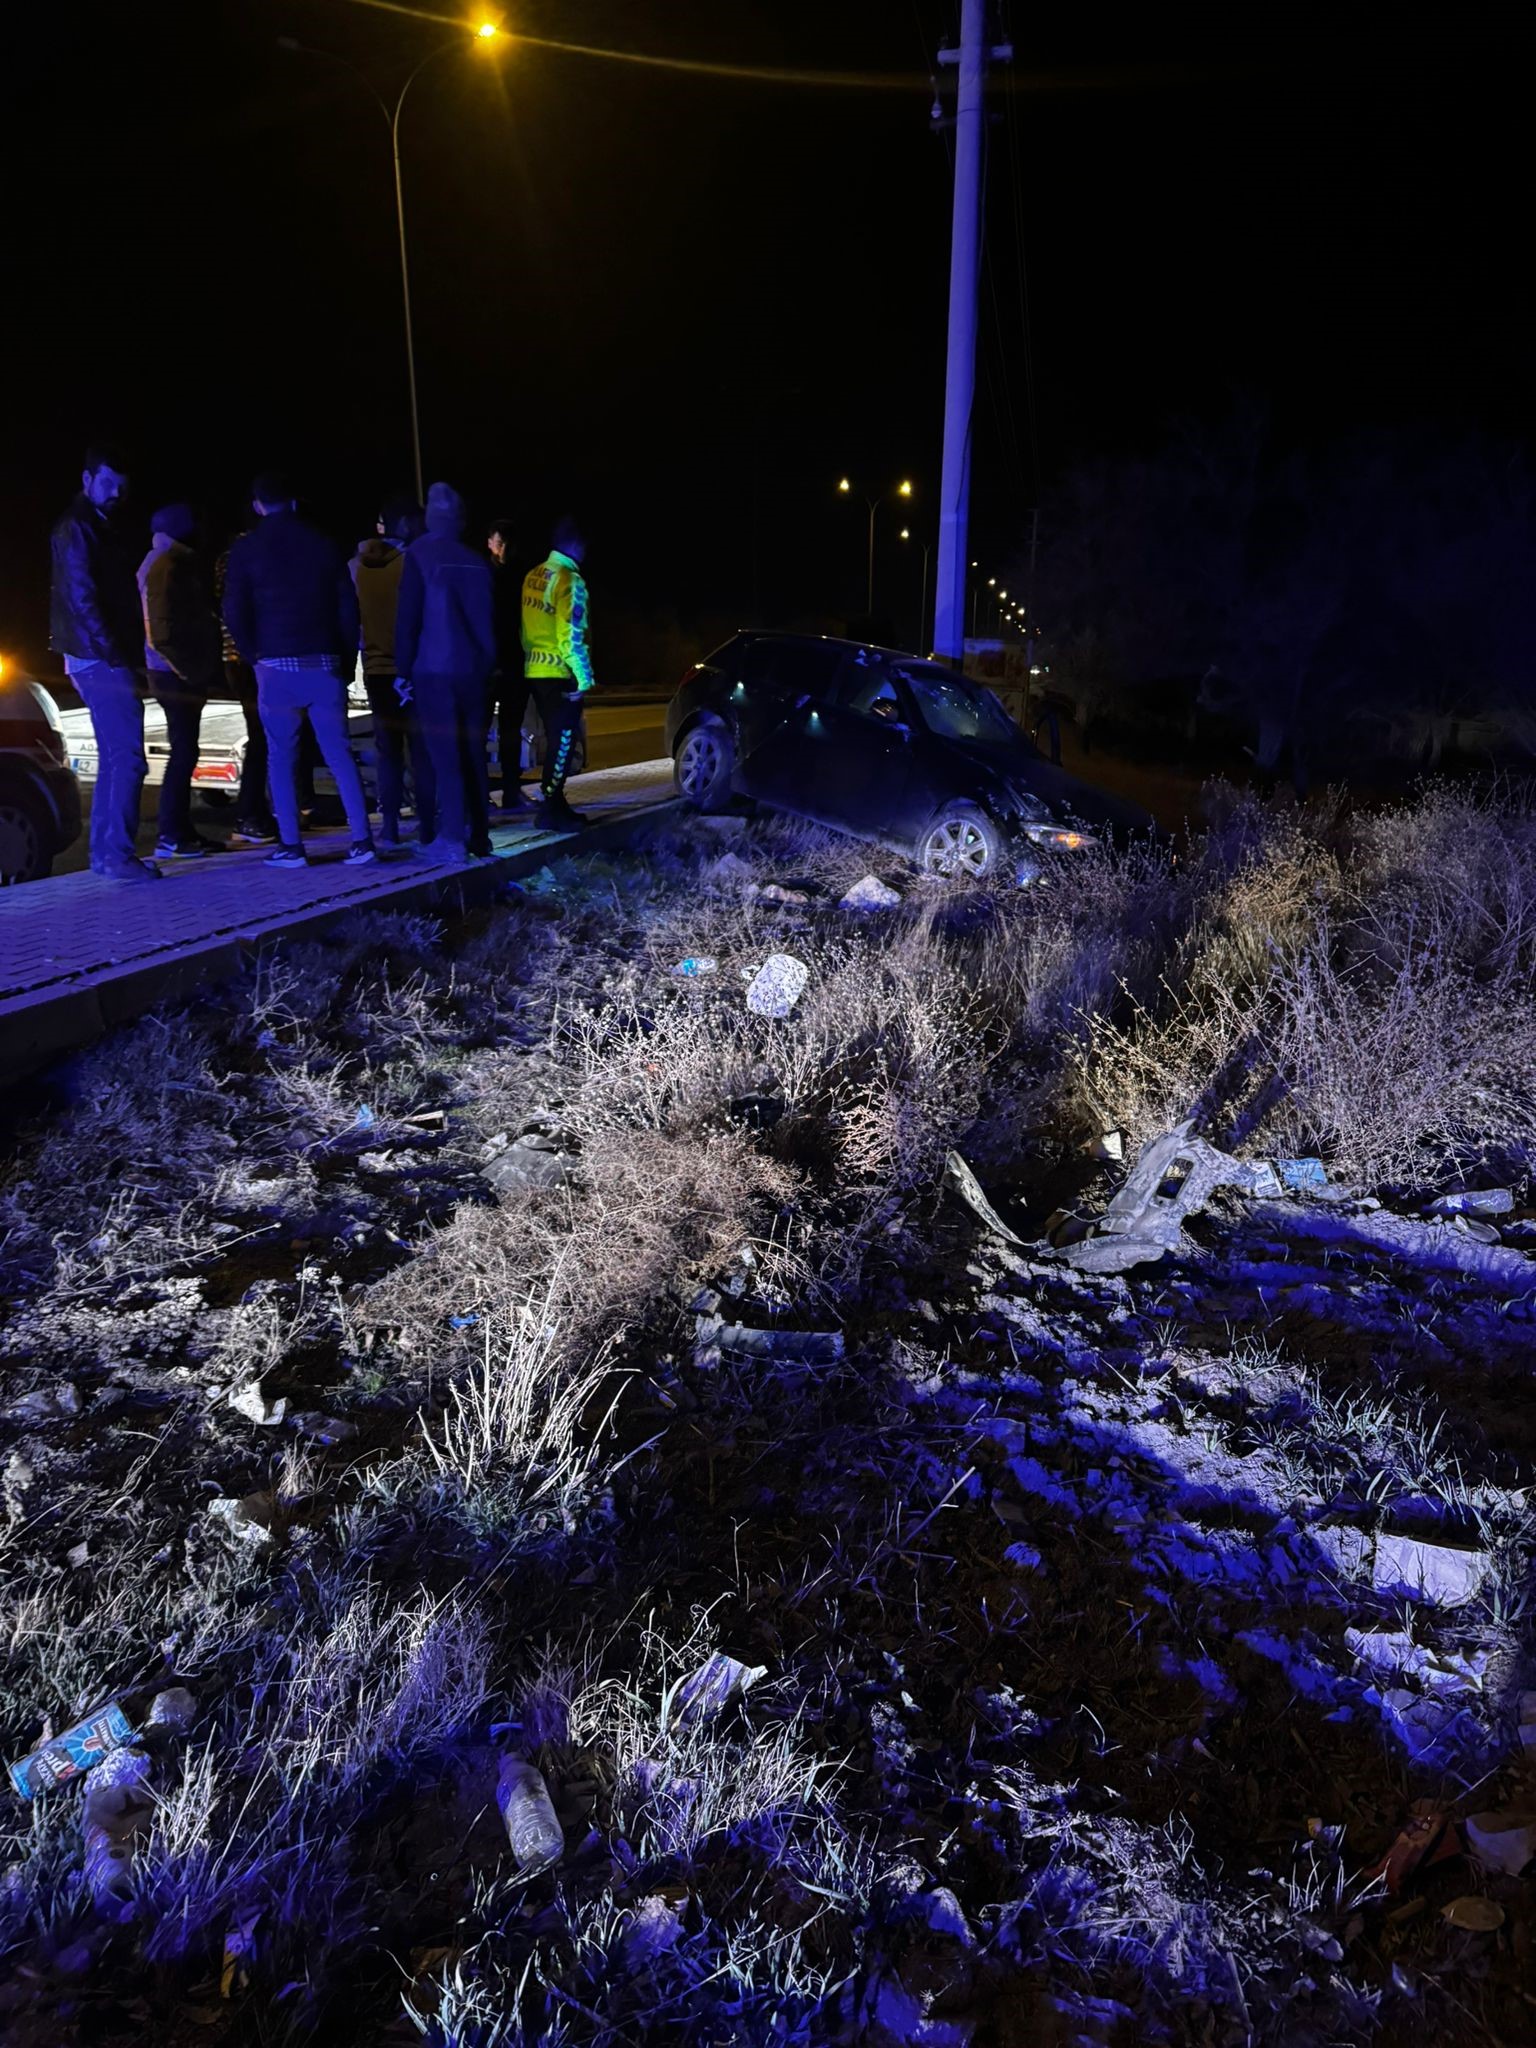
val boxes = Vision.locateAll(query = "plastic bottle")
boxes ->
[672,956,718,978]
[496,1757,564,1875]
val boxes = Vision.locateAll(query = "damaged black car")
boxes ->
[665,631,1153,879]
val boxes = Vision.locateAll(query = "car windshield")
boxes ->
[898,667,1021,748]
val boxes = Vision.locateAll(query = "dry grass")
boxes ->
[2,792,1534,2044]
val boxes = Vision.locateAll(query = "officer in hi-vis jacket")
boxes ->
[520,515,595,829]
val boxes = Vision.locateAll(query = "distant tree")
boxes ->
[1026,408,1536,781]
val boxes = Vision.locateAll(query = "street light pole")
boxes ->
[839,477,912,622]
[390,100,425,502]
[278,27,502,502]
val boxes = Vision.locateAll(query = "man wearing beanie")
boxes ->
[221,473,375,868]
[138,502,223,859]
[394,481,497,861]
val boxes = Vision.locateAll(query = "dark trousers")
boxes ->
[148,673,207,845]
[416,671,491,854]
[225,659,274,830]
[75,662,148,873]
[364,674,436,840]
[485,676,529,797]
[531,682,582,794]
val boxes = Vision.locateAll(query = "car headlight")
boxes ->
[1023,822,1098,851]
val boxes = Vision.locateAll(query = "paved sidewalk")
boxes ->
[0,761,675,1080]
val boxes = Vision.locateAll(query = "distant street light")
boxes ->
[838,477,915,616]
[899,526,932,655]
[278,23,506,499]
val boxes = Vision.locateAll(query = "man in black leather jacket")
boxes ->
[49,446,158,880]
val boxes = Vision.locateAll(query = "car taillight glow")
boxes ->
[192,761,240,784]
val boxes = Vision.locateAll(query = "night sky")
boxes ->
[2,1,1529,671]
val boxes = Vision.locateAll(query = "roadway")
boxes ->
[54,694,671,876]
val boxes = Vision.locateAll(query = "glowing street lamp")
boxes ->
[838,477,917,615]
[279,19,507,500]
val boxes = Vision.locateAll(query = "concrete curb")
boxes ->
[0,799,680,1086]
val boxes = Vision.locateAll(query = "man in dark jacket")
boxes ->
[49,445,158,881]
[138,503,223,860]
[351,494,434,847]
[222,474,374,868]
[395,481,497,860]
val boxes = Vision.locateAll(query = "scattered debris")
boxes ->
[81,1744,154,1919]
[1363,1809,1459,1894]
[1441,1896,1504,1932]
[1260,1202,1536,1293]
[9,1700,135,1800]
[1465,1810,1536,1877]
[288,1410,359,1446]
[7,1383,82,1423]
[1061,1124,1272,1273]
[745,953,810,1019]
[227,1379,287,1428]
[206,1493,279,1552]
[497,1758,564,1876]
[483,1131,575,1194]
[1345,1628,1488,1693]
[755,881,815,907]
[670,955,718,977]
[145,1687,198,1737]
[1373,1534,1489,1608]
[221,1904,262,1999]
[694,1314,844,1366]
[1275,1156,1328,1191]
[944,1151,1025,1247]
[1428,1188,1514,1219]
[702,850,756,891]
[665,1652,768,1730]
[840,874,903,912]
[1080,1128,1125,1164]
[621,1893,686,1967]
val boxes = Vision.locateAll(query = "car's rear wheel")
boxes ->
[919,802,1004,880]
[675,719,734,811]
[0,782,53,885]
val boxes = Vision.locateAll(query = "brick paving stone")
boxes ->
[0,764,671,1058]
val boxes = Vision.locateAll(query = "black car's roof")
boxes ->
[721,629,948,671]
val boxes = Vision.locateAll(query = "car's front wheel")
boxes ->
[919,801,1004,880]
[0,781,53,885]
[675,719,734,811]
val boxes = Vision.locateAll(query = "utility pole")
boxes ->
[933,1,1010,667]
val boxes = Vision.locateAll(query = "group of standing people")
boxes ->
[48,446,596,881]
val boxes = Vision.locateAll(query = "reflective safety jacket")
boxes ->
[521,549,595,692]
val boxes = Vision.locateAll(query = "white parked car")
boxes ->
[57,675,583,807]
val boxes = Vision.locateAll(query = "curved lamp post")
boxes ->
[278,22,504,500]
[838,476,913,617]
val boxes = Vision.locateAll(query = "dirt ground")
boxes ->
[1,792,1533,2045]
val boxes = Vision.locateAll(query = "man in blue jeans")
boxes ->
[395,481,497,860]
[48,445,159,881]
[221,474,375,869]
